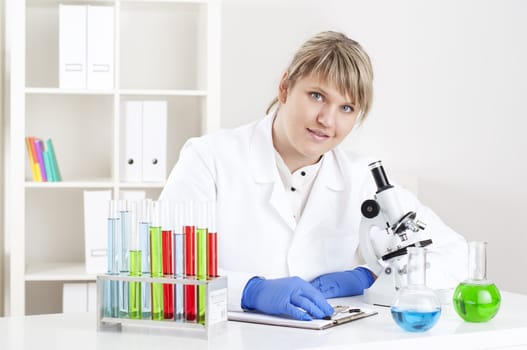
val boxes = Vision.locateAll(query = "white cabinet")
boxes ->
[4,0,220,316]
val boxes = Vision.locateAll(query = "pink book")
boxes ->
[33,138,48,182]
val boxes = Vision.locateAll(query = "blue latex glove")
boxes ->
[241,276,334,321]
[310,267,375,299]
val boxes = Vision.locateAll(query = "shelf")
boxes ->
[25,262,97,281]
[7,0,220,316]
[25,180,114,189]
[25,88,115,95]
[25,88,208,96]
[119,182,165,188]
[119,89,207,96]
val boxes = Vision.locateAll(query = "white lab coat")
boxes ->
[160,114,467,310]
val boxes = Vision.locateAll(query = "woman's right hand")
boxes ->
[241,276,334,320]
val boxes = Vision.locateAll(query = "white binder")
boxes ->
[120,101,143,182]
[59,5,87,89]
[87,6,114,89]
[83,190,111,274]
[62,283,96,313]
[142,101,167,182]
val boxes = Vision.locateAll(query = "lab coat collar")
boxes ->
[249,114,347,231]
[249,113,279,184]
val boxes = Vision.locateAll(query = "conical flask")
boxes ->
[453,241,501,322]
[391,247,441,332]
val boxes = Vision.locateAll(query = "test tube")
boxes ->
[196,202,208,325]
[207,202,218,278]
[128,202,141,319]
[173,202,185,322]
[184,202,196,321]
[162,200,174,319]
[105,199,120,318]
[150,200,164,320]
[139,199,152,319]
[118,199,130,318]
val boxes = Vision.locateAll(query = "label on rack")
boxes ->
[208,288,228,325]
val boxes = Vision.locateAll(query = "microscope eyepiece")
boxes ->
[368,161,393,193]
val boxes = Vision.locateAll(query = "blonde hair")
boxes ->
[267,31,374,124]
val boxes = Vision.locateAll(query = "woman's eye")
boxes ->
[310,92,323,101]
[342,105,354,113]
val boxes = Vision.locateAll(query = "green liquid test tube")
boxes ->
[129,250,142,319]
[150,201,164,320]
[127,201,142,319]
[196,203,208,325]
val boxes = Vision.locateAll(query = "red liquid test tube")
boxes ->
[208,232,218,278]
[184,224,196,321]
[162,229,174,319]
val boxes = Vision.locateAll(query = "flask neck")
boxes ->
[468,241,488,282]
[406,247,426,286]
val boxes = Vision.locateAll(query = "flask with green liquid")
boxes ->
[453,241,501,322]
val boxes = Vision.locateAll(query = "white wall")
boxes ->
[221,0,527,294]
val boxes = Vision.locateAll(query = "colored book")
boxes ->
[45,139,62,181]
[25,137,39,181]
[43,151,55,182]
[33,138,48,182]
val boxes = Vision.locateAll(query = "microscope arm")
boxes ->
[358,216,385,276]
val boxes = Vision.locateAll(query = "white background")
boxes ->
[220,0,527,294]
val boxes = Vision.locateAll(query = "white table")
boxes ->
[2,292,527,350]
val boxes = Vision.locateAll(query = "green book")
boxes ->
[45,139,62,181]
[43,151,55,182]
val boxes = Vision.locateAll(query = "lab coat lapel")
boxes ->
[296,151,345,235]
[249,115,296,231]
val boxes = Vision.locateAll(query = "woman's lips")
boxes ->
[307,128,330,141]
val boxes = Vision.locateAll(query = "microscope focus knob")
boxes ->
[361,199,380,219]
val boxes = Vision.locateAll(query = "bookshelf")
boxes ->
[4,0,221,315]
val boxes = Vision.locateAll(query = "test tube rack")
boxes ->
[96,274,227,337]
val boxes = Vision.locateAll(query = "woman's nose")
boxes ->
[316,104,337,127]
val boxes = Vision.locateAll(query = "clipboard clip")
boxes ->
[324,305,365,324]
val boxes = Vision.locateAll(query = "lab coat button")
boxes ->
[301,171,306,176]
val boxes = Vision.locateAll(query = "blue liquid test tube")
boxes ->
[105,200,120,318]
[139,199,152,319]
[119,199,130,318]
[173,202,185,322]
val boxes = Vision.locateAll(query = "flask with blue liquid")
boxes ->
[391,247,441,332]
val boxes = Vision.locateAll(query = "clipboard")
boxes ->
[228,305,378,330]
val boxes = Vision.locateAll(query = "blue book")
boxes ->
[45,139,62,181]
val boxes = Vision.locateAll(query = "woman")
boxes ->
[160,31,466,321]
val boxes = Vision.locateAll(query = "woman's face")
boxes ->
[273,74,360,171]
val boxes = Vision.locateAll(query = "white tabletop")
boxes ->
[2,291,527,350]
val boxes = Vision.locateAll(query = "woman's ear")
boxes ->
[278,72,289,104]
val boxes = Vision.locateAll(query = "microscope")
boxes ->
[359,161,431,306]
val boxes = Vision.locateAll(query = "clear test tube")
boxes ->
[161,200,174,319]
[184,201,196,322]
[128,202,142,319]
[196,202,208,325]
[150,200,164,320]
[139,199,152,319]
[173,202,185,322]
[207,202,218,278]
[118,199,130,318]
[105,199,120,318]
